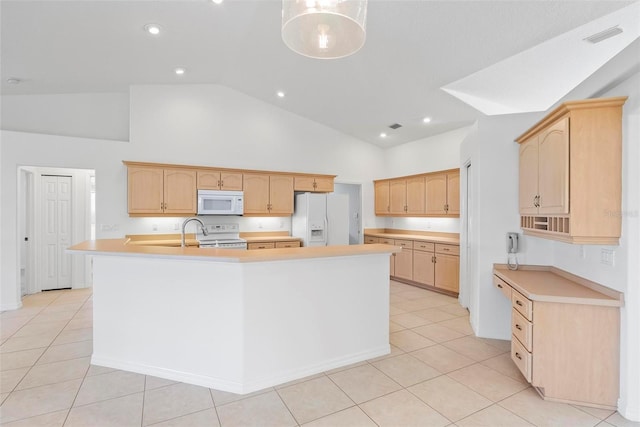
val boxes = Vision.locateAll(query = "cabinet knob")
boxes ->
[497,284,503,289]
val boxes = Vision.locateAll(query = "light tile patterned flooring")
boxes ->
[0,281,637,426]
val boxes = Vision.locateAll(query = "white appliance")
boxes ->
[197,190,244,216]
[196,223,247,249]
[292,193,349,247]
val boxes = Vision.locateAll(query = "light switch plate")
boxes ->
[601,248,615,266]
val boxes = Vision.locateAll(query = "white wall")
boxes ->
[1,93,129,141]
[459,114,554,337]
[0,84,385,309]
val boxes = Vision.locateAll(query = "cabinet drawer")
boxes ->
[493,276,511,300]
[511,309,533,352]
[247,242,275,250]
[364,236,380,244]
[414,241,435,252]
[394,239,413,249]
[435,244,459,255]
[275,241,300,248]
[512,289,533,321]
[511,336,532,383]
[380,238,394,245]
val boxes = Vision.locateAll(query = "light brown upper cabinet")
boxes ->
[197,170,243,191]
[519,118,569,215]
[243,173,294,216]
[294,175,335,193]
[388,177,426,215]
[375,169,459,217]
[374,180,390,215]
[127,166,197,216]
[516,97,626,244]
[426,170,459,215]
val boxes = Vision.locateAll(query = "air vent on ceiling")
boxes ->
[584,26,623,44]
[388,123,402,129]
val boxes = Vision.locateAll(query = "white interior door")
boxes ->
[42,175,72,290]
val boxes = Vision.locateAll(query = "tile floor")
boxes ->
[0,281,637,426]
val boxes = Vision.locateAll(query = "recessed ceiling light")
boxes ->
[144,24,161,35]
[211,0,224,4]
[423,117,432,124]
[277,91,285,98]
[6,78,21,85]
[174,67,186,75]
[380,133,387,138]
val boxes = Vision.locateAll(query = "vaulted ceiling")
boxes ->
[1,1,638,147]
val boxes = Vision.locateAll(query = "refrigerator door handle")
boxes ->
[324,217,329,246]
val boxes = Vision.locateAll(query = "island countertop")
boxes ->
[68,239,400,263]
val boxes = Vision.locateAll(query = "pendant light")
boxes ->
[282,0,368,59]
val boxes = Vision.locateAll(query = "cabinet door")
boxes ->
[197,171,221,190]
[413,250,435,286]
[269,175,294,215]
[389,179,407,214]
[425,174,447,215]
[128,167,164,214]
[446,172,460,215]
[294,176,316,192]
[219,172,243,191]
[243,173,271,214]
[374,181,390,215]
[434,253,459,293]
[380,238,394,275]
[519,136,539,214]
[313,177,334,192]
[394,248,413,281]
[406,176,426,215]
[163,169,197,215]
[538,117,569,215]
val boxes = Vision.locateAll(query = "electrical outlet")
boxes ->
[152,224,158,231]
[580,245,586,259]
[600,249,615,266]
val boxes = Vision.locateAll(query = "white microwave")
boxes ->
[197,190,244,215]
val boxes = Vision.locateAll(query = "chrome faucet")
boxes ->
[181,217,208,247]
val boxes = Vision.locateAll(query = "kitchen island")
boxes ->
[68,240,399,394]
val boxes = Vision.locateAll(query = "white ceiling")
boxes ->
[1,0,638,147]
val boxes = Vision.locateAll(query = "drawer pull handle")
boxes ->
[497,284,503,289]
[515,324,522,331]
[515,352,522,360]
[443,248,450,251]
[516,300,524,307]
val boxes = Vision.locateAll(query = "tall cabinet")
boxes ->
[516,97,626,244]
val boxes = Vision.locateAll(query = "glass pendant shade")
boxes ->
[282,0,368,59]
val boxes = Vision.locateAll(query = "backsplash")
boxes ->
[385,217,460,233]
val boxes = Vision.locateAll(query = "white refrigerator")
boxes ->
[292,193,349,247]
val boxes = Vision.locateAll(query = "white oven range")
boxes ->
[196,223,247,249]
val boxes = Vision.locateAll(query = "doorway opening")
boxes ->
[19,166,95,296]
[333,182,363,244]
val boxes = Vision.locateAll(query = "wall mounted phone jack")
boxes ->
[507,232,519,270]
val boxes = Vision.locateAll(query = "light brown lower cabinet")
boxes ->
[364,235,459,295]
[393,240,413,281]
[493,267,622,409]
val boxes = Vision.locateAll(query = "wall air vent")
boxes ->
[583,26,623,44]
[388,123,402,129]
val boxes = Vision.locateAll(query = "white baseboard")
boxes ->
[92,345,390,395]
[1,301,23,311]
[618,397,640,422]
